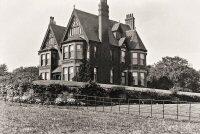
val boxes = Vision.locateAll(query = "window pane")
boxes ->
[69,67,74,81]
[133,53,138,58]
[140,54,144,59]
[140,73,145,86]
[132,72,138,85]
[94,67,97,82]
[110,69,113,83]
[64,46,68,52]
[121,72,126,85]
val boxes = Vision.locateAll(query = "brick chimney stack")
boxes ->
[50,16,56,25]
[98,0,109,42]
[125,13,135,30]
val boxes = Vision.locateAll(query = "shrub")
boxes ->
[79,81,107,97]
[108,86,127,99]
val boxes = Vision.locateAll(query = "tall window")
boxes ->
[94,67,97,82]
[94,46,97,58]
[46,53,50,65]
[132,53,138,65]
[69,67,74,81]
[69,45,74,59]
[87,46,90,59]
[121,72,126,85]
[41,54,46,66]
[140,53,145,65]
[110,69,113,84]
[63,68,68,81]
[76,44,82,59]
[45,72,50,80]
[41,73,45,80]
[110,50,113,61]
[76,66,80,75]
[121,49,126,63]
[132,72,138,86]
[63,46,69,59]
[140,73,145,86]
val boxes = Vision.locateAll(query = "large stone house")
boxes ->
[38,0,148,87]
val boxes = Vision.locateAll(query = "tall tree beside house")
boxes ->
[73,59,93,82]
[147,56,200,92]
[0,64,8,76]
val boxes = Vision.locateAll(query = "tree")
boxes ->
[0,64,8,76]
[73,59,93,82]
[147,56,200,92]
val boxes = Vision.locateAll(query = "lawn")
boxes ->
[0,102,200,134]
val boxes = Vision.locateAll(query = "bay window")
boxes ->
[76,44,82,59]
[69,45,74,59]
[132,53,138,65]
[132,72,138,86]
[46,53,50,65]
[69,67,74,81]
[140,73,145,86]
[41,54,46,66]
[140,53,145,65]
[63,68,68,81]
[63,46,69,59]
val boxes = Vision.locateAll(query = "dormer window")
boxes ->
[68,17,82,37]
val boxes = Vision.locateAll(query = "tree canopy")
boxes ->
[0,64,8,76]
[147,56,200,92]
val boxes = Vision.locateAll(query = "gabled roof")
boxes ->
[40,23,65,51]
[126,30,147,52]
[51,24,65,45]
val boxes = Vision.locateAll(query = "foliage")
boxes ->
[0,64,8,76]
[73,59,93,82]
[147,56,200,92]
[79,81,107,97]
[108,86,127,98]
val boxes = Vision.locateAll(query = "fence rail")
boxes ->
[1,93,200,122]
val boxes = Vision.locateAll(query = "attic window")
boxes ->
[68,17,82,37]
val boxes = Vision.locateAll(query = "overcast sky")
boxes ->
[0,0,200,71]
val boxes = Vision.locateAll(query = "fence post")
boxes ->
[128,99,130,114]
[103,97,105,112]
[139,99,141,115]
[110,98,113,112]
[189,102,191,121]
[177,101,179,120]
[119,99,121,112]
[95,96,97,111]
[163,101,164,119]
[12,93,13,103]
[151,99,153,117]
[19,95,22,106]
[76,95,79,109]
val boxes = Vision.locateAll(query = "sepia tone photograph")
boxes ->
[0,0,200,133]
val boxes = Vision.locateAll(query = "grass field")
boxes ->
[0,102,200,134]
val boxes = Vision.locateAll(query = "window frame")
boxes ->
[140,53,145,65]
[121,49,126,63]
[132,53,138,65]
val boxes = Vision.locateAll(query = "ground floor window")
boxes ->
[94,67,98,82]
[110,69,113,84]
[121,72,126,85]
[69,67,74,81]
[132,72,138,86]
[140,73,145,86]
[41,72,50,80]
[63,67,68,81]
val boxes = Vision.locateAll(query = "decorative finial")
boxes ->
[73,4,75,9]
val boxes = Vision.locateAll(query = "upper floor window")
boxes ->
[121,49,126,63]
[76,44,82,59]
[132,53,138,65]
[140,73,145,86]
[69,45,74,59]
[41,54,46,66]
[46,53,50,65]
[48,38,54,45]
[63,46,69,59]
[68,17,82,37]
[132,72,138,86]
[52,53,57,65]
[140,53,145,65]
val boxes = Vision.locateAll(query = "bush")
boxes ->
[108,86,127,99]
[79,81,107,97]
